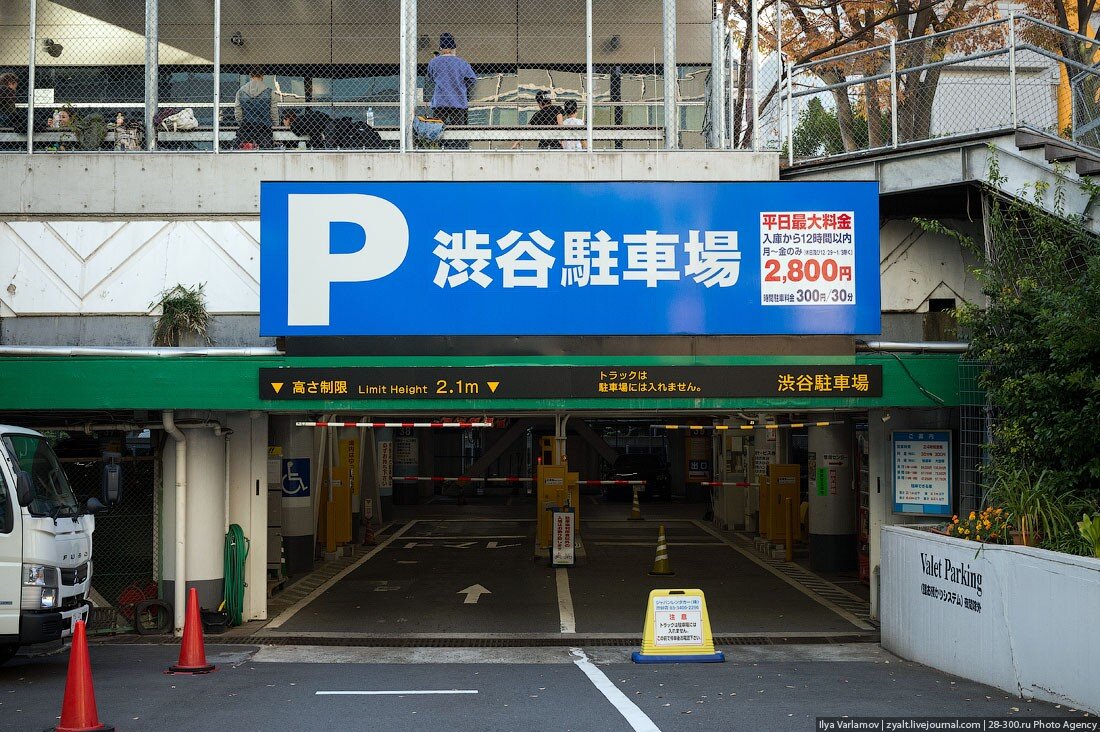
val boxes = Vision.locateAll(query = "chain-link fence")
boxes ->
[60,453,157,625]
[786,14,1100,165]
[0,0,733,153]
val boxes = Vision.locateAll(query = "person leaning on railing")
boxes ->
[0,73,18,129]
[234,65,280,149]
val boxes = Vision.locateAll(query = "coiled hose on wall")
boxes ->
[223,524,249,627]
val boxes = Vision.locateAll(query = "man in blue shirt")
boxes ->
[426,32,476,149]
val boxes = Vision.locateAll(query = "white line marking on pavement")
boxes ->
[556,568,575,634]
[690,520,875,631]
[265,520,418,630]
[459,584,491,604]
[570,648,661,732]
[316,690,478,696]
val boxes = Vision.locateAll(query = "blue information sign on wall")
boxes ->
[892,431,953,516]
[259,181,880,336]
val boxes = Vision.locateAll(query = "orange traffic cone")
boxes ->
[167,587,216,674]
[55,620,114,732]
[628,486,644,521]
[649,524,675,576]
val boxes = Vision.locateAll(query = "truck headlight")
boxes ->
[21,565,59,610]
[39,588,58,609]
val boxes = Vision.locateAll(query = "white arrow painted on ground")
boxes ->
[458,584,491,604]
[444,542,477,549]
[404,542,435,549]
[486,541,521,549]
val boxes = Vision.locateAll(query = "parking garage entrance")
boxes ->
[261,405,880,643]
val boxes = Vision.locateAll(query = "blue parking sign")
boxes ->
[281,458,310,498]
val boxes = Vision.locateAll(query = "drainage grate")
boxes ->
[232,633,878,648]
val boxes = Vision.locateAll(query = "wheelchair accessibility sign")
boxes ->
[282,458,311,498]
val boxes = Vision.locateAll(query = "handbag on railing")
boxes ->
[412,115,445,145]
[114,125,143,151]
[158,107,199,132]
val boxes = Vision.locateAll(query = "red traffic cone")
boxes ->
[55,620,114,732]
[167,587,216,674]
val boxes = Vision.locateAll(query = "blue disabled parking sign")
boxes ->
[282,458,310,498]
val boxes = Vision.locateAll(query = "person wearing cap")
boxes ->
[513,90,564,149]
[427,32,476,149]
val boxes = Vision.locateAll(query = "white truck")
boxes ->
[0,425,100,665]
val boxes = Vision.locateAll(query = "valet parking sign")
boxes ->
[259,182,880,336]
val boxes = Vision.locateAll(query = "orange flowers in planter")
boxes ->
[945,507,1012,544]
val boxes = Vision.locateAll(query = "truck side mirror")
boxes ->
[15,470,32,507]
[86,497,105,515]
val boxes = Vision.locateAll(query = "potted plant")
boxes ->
[1078,514,1100,558]
[150,283,212,347]
[982,467,1072,547]
[944,506,1011,544]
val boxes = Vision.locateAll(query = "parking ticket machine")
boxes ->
[536,437,579,551]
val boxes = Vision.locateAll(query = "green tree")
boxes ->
[791,97,889,157]
[921,158,1100,551]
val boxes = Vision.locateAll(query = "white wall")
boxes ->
[0,220,259,316]
[880,219,983,314]
[882,526,1100,714]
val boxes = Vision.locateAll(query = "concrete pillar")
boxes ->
[269,415,315,577]
[867,407,956,619]
[748,416,776,532]
[808,421,856,572]
[162,416,227,610]
[226,412,268,621]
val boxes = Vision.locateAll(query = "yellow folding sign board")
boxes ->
[632,588,724,664]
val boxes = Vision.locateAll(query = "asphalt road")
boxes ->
[0,643,1085,732]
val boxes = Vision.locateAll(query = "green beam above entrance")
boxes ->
[0,353,961,412]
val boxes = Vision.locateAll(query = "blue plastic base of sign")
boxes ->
[631,651,725,664]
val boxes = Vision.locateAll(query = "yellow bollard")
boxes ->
[628,485,644,521]
[649,524,675,576]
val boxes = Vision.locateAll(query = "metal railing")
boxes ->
[783,13,1100,165]
[0,0,723,153]
[3,6,1093,159]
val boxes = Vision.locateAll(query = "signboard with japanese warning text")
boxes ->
[259,365,882,401]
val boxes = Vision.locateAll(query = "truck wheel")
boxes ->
[0,644,17,666]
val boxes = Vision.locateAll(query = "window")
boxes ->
[0,467,11,534]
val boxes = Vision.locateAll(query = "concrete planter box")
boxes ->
[882,525,1100,714]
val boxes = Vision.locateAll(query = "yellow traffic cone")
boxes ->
[649,524,674,576]
[628,486,644,521]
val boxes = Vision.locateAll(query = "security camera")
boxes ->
[230,31,244,47]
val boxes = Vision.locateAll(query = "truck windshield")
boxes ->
[2,434,80,518]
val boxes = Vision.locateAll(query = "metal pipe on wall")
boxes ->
[751,0,759,151]
[585,0,593,153]
[710,16,723,149]
[144,0,159,151]
[212,0,221,153]
[162,410,186,636]
[25,0,36,155]
[399,0,409,152]
[662,0,677,149]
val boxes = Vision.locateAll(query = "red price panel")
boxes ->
[759,211,856,306]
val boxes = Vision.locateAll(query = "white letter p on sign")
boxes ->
[287,194,409,326]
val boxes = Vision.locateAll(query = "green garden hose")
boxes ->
[223,524,249,627]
